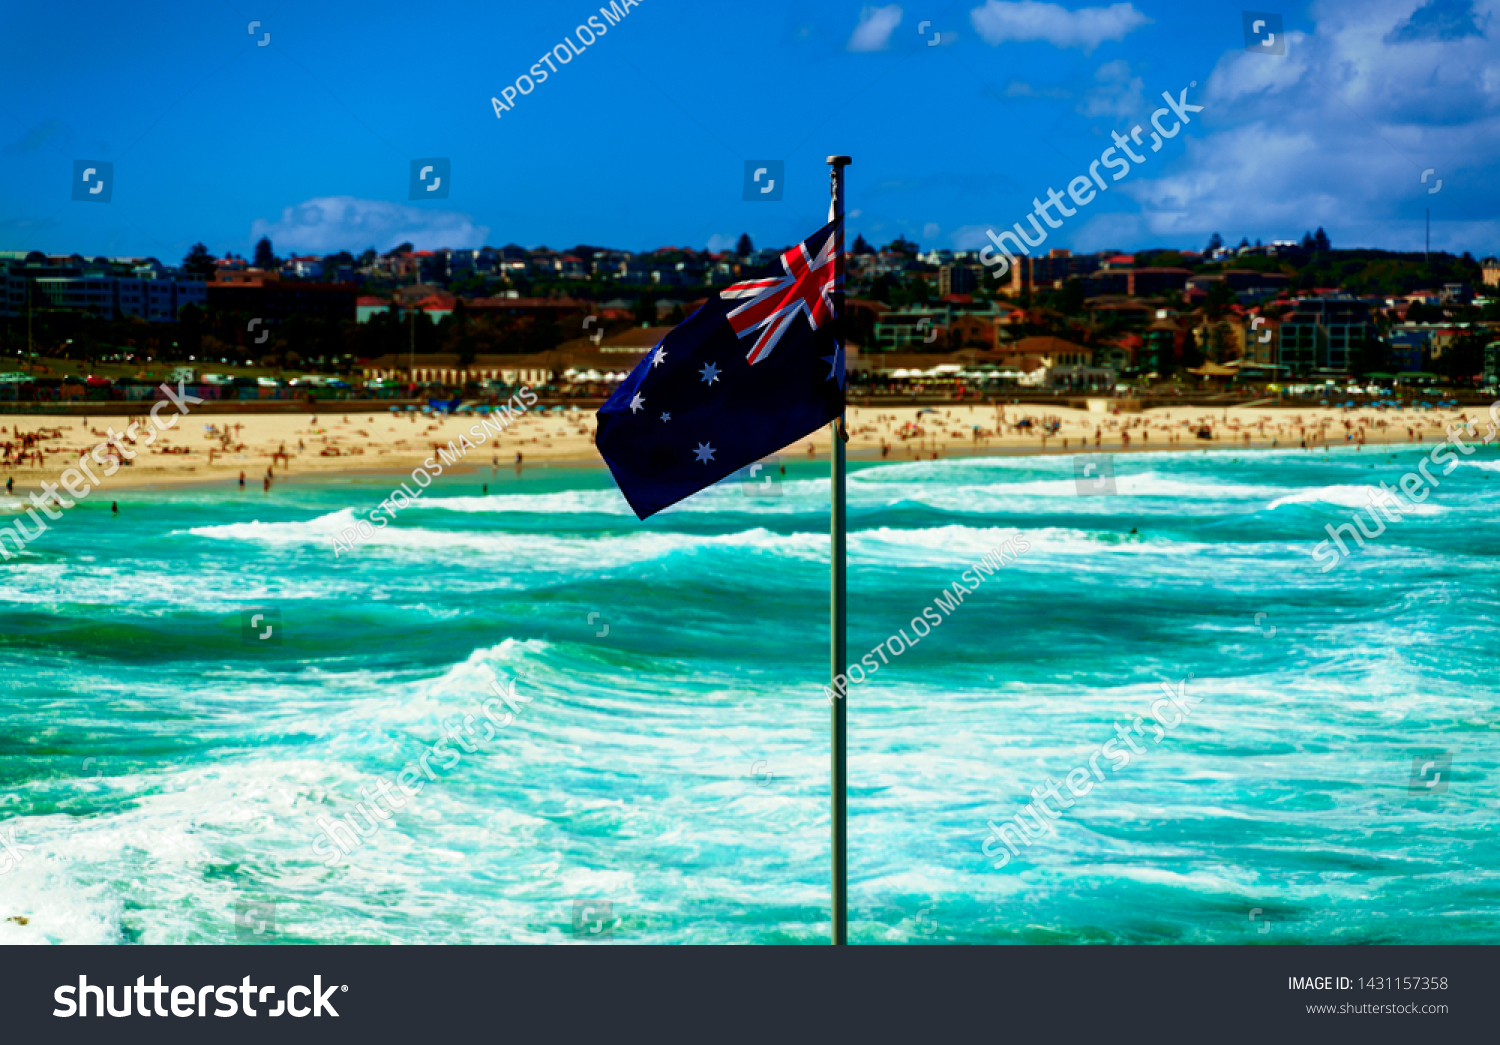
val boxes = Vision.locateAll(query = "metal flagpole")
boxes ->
[827,154,851,946]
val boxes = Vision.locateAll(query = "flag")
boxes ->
[595,217,845,519]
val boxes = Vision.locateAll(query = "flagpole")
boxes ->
[827,154,851,946]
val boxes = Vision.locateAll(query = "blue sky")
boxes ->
[2,0,1497,262]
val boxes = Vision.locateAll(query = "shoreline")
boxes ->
[0,401,1489,501]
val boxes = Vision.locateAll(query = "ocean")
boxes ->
[0,442,1496,944]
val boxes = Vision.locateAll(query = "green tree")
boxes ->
[1057,279,1086,316]
[852,234,874,255]
[253,237,277,269]
[1203,278,1237,318]
[885,235,919,258]
[736,233,754,256]
[1313,227,1331,252]
[1204,232,1223,254]
[181,243,216,279]
[632,293,657,326]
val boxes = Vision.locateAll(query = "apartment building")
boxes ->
[1278,296,1377,376]
[0,252,205,321]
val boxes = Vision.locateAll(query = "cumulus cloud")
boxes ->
[969,1,1151,52]
[1079,59,1145,117]
[1118,0,1500,250]
[848,4,903,52]
[1387,0,1487,42]
[248,196,489,254]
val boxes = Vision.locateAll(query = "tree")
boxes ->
[736,233,754,257]
[631,293,657,326]
[1057,278,1086,316]
[1238,237,1250,249]
[253,237,277,269]
[885,235,919,258]
[1313,227,1331,252]
[1205,232,1223,254]
[852,234,874,255]
[1301,230,1315,250]
[1204,277,1237,318]
[181,243,216,279]
[868,273,897,305]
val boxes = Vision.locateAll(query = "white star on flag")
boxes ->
[659,412,671,422]
[699,362,721,385]
[651,347,667,368]
[629,392,645,413]
[693,442,715,463]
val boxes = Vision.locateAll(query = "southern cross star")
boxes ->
[699,362,721,385]
[659,412,671,422]
[651,347,667,368]
[693,441,715,463]
[629,392,645,413]
[821,343,845,387]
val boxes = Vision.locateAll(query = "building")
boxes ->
[206,272,356,325]
[357,296,393,323]
[938,265,978,297]
[1126,267,1195,298]
[1187,269,1290,301]
[285,256,324,280]
[1481,257,1499,288]
[1278,297,1378,376]
[360,352,554,388]
[873,309,944,351]
[1004,248,1101,294]
[0,252,205,321]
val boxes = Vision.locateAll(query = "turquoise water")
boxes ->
[0,443,1497,944]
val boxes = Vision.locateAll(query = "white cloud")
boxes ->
[249,196,489,254]
[1080,59,1145,117]
[1118,0,1500,248]
[848,4,903,52]
[969,1,1151,53]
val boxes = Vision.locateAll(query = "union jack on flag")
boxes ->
[721,231,840,364]
[595,217,846,519]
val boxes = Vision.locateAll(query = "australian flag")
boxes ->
[596,218,845,519]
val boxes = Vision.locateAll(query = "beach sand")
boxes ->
[0,401,1488,498]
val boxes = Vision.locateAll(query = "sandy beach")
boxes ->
[0,401,1489,498]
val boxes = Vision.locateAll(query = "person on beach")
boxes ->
[4,477,10,495]
[239,471,246,489]
[111,501,118,516]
